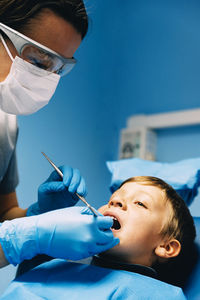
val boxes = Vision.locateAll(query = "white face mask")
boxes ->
[0,35,60,115]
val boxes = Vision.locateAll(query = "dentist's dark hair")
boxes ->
[0,0,88,39]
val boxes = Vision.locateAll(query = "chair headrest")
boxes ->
[183,217,200,299]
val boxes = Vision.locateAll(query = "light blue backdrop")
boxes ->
[1,0,200,295]
[16,0,200,214]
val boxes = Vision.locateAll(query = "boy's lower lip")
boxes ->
[111,227,121,233]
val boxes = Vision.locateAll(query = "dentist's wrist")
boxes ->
[0,216,39,265]
[26,202,40,216]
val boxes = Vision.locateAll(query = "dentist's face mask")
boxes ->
[0,23,76,115]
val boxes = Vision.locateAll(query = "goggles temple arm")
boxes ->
[0,34,14,62]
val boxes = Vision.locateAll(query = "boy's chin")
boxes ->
[99,243,120,258]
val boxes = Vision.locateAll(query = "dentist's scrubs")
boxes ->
[0,259,186,300]
[0,110,18,194]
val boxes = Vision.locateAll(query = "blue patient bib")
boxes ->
[0,259,186,300]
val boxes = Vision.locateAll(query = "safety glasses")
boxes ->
[0,22,77,76]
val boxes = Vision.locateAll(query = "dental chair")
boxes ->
[183,217,200,299]
[107,157,200,300]
[14,157,200,299]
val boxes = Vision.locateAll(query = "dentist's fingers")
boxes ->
[97,216,114,230]
[46,166,69,182]
[39,181,65,193]
[76,176,87,196]
[43,165,87,196]
[67,169,87,196]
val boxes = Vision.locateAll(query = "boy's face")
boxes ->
[99,182,172,267]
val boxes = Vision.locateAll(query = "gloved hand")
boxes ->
[27,165,87,216]
[0,206,119,266]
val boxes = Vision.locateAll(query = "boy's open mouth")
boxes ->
[103,212,121,230]
[111,217,121,230]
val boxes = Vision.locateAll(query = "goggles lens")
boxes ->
[21,44,75,76]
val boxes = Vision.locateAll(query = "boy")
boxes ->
[96,176,196,287]
[1,176,194,299]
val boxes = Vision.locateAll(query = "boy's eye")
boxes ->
[135,201,147,208]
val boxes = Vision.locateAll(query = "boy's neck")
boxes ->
[91,255,157,279]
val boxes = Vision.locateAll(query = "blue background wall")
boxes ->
[16,0,200,214]
[1,0,200,295]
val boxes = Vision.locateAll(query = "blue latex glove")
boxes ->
[0,207,119,266]
[27,165,87,216]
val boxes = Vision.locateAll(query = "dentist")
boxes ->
[0,0,118,269]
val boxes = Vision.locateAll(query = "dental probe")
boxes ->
[41,152,98,217]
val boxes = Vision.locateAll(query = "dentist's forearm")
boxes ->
[0,192,27,222]
[0,243,9,268]
[1,206,27,221]
[0,207,118,267]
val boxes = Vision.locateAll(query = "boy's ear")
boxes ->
[155,239,181,259]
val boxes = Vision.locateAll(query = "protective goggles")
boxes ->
[0,22,77,76]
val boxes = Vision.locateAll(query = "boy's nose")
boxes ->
[108,198,127,210]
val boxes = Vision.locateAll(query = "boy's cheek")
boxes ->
[98,205,107,214]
